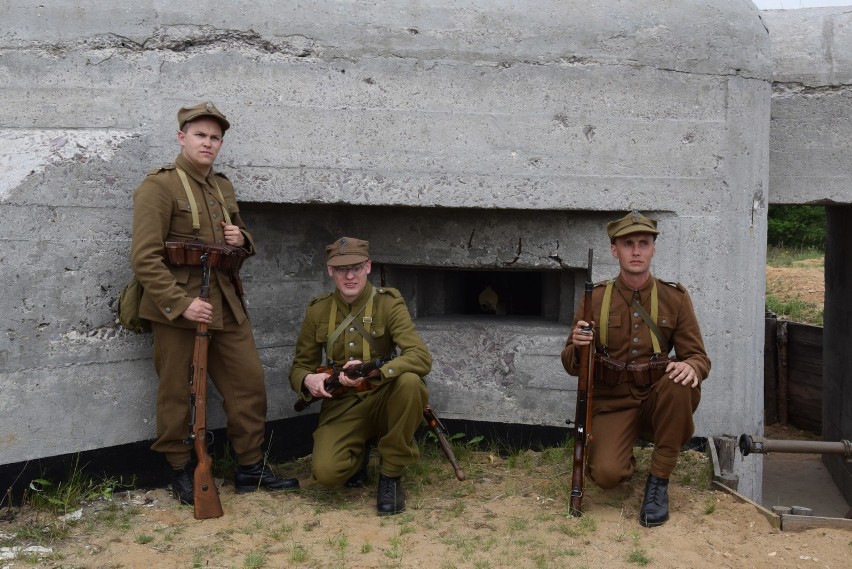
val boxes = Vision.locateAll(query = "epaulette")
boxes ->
[593,279,610,288]
[214,171,230,181]
[146,163,176,176]
[661,279,687,293]
[308,292,333,306]
[376,287,401,298]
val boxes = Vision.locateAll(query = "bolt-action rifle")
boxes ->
[569,248,595,517]
[186,253,224,520]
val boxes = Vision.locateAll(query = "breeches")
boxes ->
[149,308,266,468]
[311,372,429,487]
[587,378,701,489]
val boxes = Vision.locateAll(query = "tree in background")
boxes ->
[767,205,825,250]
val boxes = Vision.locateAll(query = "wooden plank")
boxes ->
[777,321,789,424]
[764,315,778,425]
[711,481,781,529]
[781,514,852,532]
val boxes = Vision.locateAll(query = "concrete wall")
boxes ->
[0,1,771,498]
[763,7,852,504]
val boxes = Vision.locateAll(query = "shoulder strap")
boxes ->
[600,280,615,350]
[210,177,233,225]
[176,168,201,233]
[324,288,378,363]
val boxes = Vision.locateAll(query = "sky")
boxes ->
[752,0,852,8]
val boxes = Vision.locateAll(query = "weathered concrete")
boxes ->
[763,8,852,205]
[0,1,771,499]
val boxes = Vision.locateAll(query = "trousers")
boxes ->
[587,377,701,489]
[149,306,267,468]
[311,372,428,486]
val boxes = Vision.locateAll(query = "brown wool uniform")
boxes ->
[131,153,267,468]
[561,273,710,487]
[289,281,431,485]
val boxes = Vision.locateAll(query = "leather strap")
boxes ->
[325,288,378,364]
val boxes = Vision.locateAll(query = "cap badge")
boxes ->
[338,238,347,253]
[206,102,214,112]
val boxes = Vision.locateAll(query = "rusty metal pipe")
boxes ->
[739,434,852,460]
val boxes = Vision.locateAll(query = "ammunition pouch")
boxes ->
[164,240,246,273]
[594,354,672,388]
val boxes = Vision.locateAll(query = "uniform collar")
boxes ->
[615,273,655,299]
[333,281,375,312]
[175,153,215,186]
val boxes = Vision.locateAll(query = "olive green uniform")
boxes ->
[561,273,710,487]
[131,153,267,468]
[289,282,431,485]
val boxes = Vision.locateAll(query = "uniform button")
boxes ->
[348,342,355,347]
[209,200,216,205]
[630,360,636,364]
[634,324,640,330]
[631,349,639,355]
[633,337,639,343]
[349,327,355,332]
[662,319,668,324]
[349,356,355,361]
[387,368,394,375]
[633,312,640,318]
[212,213,218,220]
[164,307,171,313]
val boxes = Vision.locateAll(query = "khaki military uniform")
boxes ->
[289,282,431,485]
[131,154,267,468]
[561,273,710,487]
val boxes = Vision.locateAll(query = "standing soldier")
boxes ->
[561,211,710,527]
[131,102,298,505]
[289,237,431,516]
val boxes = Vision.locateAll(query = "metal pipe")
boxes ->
[739,434,852,460]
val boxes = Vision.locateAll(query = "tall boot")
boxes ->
[234,462,299,494]
[376,474,405,516]
[171,464,194,506]
[639,474,670,527]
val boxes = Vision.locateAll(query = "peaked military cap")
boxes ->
[606,209,659,242]
[177,101,230,132]
[325,237,371,266]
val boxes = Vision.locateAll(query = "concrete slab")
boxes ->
[762,453,850,518]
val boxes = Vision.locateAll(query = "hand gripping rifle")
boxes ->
[187,253,224,520]
[293,355,394,412]
[569,248,595,517]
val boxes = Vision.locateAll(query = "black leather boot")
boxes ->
[639,474,670,527]
[345,443,372,488]
[376,474,405,516]
[171,464,194,505]
[234,462,299,494]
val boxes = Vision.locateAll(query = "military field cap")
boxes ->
[177,101,230,132]
[326,237,371,267]
[606,209,660,242]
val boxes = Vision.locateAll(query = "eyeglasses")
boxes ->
[331,262,367,276]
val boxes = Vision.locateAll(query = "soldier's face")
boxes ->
[178,118,224,171]
[611,233,656,277]
[328,260,372,303]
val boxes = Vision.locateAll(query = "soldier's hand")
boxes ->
[304,372,333,399]
[571,320,595,347]
[221,222,245,247]
[339,360,367,388]
[667,361,699,388]
[182,298,213,323]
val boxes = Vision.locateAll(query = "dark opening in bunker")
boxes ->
[374,264,574,322]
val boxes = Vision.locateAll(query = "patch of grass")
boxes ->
[360,542,373,554]
[673,449,713,489]
[704,498,717,515]
[766,246,823,267]
[27,455,132,515]
[243,548,268,569]
[627,548,651,565]
[557,514,597,537]
[290,543,308,563]
[766,294,823,326]
[135,533,154,545]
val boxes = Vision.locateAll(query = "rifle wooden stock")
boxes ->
[423,405,466,481]
[293,356,390,412]
[570,249,595,517]
[190,254,223,520]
